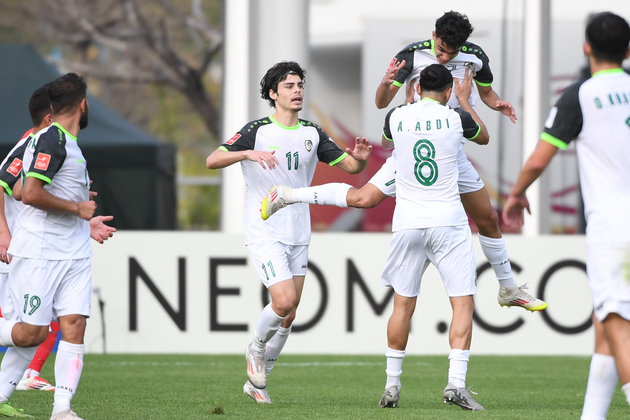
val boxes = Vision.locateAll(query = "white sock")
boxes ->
[21,368,39,381]
[53,341,84,416]
[448,349,470,388]
[478,234,517,288]
[0,346,37,403]
[0,319,17,347]
[291,183,350,208]
[581,353,618,419]
[252,304,285,354]
[385,347,405,389]
[621,382,630,408]
[265,326,292,375]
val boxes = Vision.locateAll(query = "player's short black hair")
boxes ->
[420,64,453,93]
[435,11,474,49]
[28,83,51,126]
[260,61,306,108]
[586,12,630,64]
[48,73,87,115]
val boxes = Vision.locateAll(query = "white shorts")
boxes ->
[247,241,309,288]
[8,257,92,326]
[0,272,15,320]
[381,225,477,298]
[588,242,630,322]
[368,148,485,197]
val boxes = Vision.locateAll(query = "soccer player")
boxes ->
[206,61,371,404]
[0,73,104,420]
[502,12,630,419]
[377,64,486,410]
[262,11,546,312]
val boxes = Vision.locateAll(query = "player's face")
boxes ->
[272,74,304,113]
[432,33,460,65]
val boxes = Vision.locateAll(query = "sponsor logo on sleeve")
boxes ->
[226,134,241,145]
[387,58,397,72]
[34,153,51,171]
[6,158,22,177]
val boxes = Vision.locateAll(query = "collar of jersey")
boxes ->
[52,122,77,141]
[592,68,624,77]
[419,97,440,104]
[269,115,299,131]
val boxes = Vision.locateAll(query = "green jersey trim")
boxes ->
[25,172,52,184]
[468,125,481,140]
[382,129,393,142]
[218,146,229,152]
[328,152,348,167]
[392,80,403,88]
[52,122,77,142]
[269,115,299,131]
[420,97,440,104]
[0,180,12,196]
[540,132,568,150]
[592,68,624,77]
[474,79,492,87]
[430,38,436,57]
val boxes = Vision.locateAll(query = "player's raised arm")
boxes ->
[455,69,489,145]
[335,137,372,174]
[375,59,405,109]
[477,84,517,123]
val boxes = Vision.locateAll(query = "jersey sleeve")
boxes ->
[0,140,29,195]
[464,42,493,86]
[541,80,585,150]
[218,121,260,152]
[391,43,420,87]
[313,125,347,166]
[25,129,66,184]
[453,108,482,140]
[382,106,403,141]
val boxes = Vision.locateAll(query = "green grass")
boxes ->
[7,354,629,419]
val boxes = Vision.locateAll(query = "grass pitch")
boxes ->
[7,354,629,419]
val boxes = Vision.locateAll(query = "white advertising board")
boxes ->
[87,233,592,355]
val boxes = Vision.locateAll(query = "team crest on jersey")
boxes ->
[226,134,241,145]
[6,158,22,177]
[34,153,51,171]
[304,140,313,152]
[463,62,474,70]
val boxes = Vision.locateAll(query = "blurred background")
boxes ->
[0,0,628,233]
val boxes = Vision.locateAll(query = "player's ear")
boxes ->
[269,89,278,101]
[44,114,52,126]
[625,47,630,60]
[583,42,591,57]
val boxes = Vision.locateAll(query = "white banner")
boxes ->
[87,233,592,355]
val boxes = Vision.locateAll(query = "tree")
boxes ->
[3,0,222,138]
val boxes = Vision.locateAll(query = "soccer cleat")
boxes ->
[261,185,293,220]
[0,401,33,418]
[246,343,267,389]
[378,386,400,408]
[498,284,548,312]
[16,376,55,391]
[50,410,83,420]
[243,381,272,404]
[443,383,485,411]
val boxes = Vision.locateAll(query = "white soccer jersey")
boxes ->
[0,134,30,274]
[220,116,347,245]
[389,38,493,109]
[9,123,91,260]
[542,69,630,244]
[383,98,481,230]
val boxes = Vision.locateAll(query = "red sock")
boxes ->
[27,322,60,373]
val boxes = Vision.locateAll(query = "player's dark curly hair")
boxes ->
[260,61,306,108]
[419,64,453,93]
[48,73,87,115]
[586,12,630,64]
[435,11,474,49]
[28,83,51,126]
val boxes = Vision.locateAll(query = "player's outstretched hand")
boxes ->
[454,69,473,104]
[247,150,279,170]
[502,193,531,229]
[90,215,116,244]
[496,100,517,123]
[346,137,372,162]
[77,200,97,221]
[382,59,406,86]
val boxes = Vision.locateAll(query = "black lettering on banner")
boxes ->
[129,257,186,331]
[538,260,592,334]
[472,261,525,334]
[210,258,248,331]
[346,259,394,332]
[261,260,328,333]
